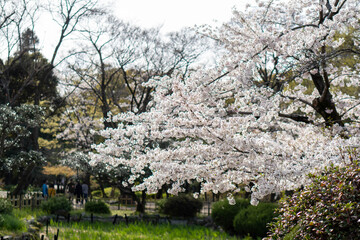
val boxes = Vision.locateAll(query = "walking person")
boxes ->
[42,180,48,200]
[48,183,56,198]
[75,181,82,204]
[67,181,75,202]
[81,182,89,204]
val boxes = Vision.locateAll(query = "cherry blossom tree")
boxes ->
[91,0,360,205]
[57,11,208,211]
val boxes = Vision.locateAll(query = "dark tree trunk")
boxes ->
[12,162,36,195]
[119,185,147,213]
[134,190,147,213]
[311,73,344,126]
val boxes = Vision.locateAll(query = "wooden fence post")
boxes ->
[31,194,35,211]
[113,214,118,225]
[54,228,59,240]
[125,214,128,225]
[207,201,211,216]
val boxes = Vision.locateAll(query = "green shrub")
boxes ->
[105,187,120,198]
[267,161,360,239]
[0,214,4,227]
[155,198,167,212]
[0,198,13,214]
[233,202,278,238]
[0,214,26,231]
[91,189,102,198]
[211,198,250,234]
[41,197,72,214]
[91,187,120,198]
[159,194,203,218]
[85,200,111,215]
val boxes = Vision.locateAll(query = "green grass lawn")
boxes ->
[3,207,259,239]
[45,220,238,240]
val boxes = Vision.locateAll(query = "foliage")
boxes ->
[12,207,46,220]
[0,104,45,190]
[1,51,60,106]
[42,164,76,178]
[0,200,27,233]
[91,187,121,199]
[0,214,26,232]
[85,200,111,215]
[233,202,278,238]
[155,198,167,212]
[158,194,203,218]
[0,214,4,226]
[267,161,360,239]
[47,220,237,240]
[91,189,102,198]
[211,198,250,234]
[0,104,43,155]
[0,199,13,214]
[41,196,72,214]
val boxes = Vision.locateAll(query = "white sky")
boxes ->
[112,0,251,32]
[36,0,251,60]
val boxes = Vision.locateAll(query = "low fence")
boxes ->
[105,200,213,216]
[2,192,214,216]
[101,195,214,216]
[6,192,44,209]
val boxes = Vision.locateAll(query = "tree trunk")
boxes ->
[134,190,147,213]
[110,186,116,198]
[311,73,344,126]
[119,185,147,213]
[12,162,36,195]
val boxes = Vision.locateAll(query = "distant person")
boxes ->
[60,177,65,192]
[42,180,48,200]
[81,182,89,204]
[67,181,75,201]
[75,181,82,204]
[48,183,56,198]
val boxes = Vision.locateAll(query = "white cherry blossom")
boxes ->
[91,0,360,204]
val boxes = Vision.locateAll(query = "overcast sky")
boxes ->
[35,0,251,60]
[112,0,251,32]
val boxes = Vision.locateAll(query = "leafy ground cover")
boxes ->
[45,220,239,240]
[0,214,27,236]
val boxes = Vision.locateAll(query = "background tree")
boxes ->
[0,104,43,186]
[0,0,102,194]
[59,14,208,211]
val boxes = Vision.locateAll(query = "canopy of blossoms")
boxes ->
[90,0,360,205]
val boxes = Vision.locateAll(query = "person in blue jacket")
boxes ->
[42,180,48,200]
